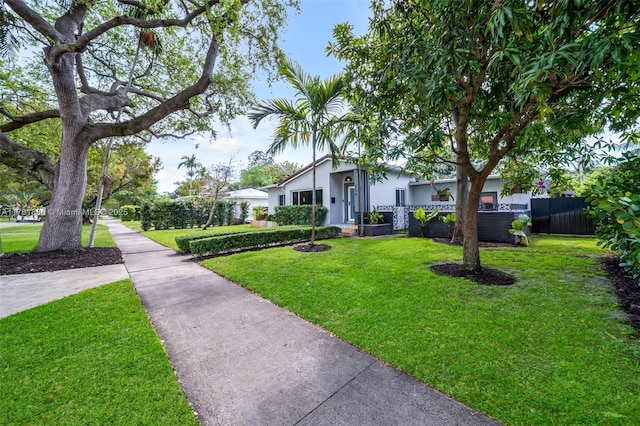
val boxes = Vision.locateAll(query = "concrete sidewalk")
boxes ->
[106,217,500,426]
[0,264,128,319]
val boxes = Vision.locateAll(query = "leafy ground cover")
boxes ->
[0,222,115,253]
[0,280,197,425]
[200,235,640,425]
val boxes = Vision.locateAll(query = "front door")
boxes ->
[347,185,355,222]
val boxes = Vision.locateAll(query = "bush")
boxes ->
[139,198,212,230]
[239,201,250,223]
[586,152,640,280]
[189,226,341,257]
[140,203,152,231]
[272,205,328,226]
[213,200,227,226]
[120,205,139,222]
[225,201,237,226]
[175,230,254,254]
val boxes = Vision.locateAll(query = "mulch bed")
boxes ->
[293,243,332,253]
[430,263,516,286]
[0,247,123,275]
[601,255,640,332]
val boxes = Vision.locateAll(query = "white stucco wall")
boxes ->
[370,172,414,208]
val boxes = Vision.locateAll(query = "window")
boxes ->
[278,194,286,206]
[395,188,406,206]
[479,192,498,211]
[292,189,323,205]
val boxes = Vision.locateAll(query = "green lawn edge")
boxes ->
[0,280,197,426]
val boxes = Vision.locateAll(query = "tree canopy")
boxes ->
[1,0,297,251]
[330,0,640,271]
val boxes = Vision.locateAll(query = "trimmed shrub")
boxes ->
[213,200,226,226]
[176,230,255,254]
[225,201,237,226]
[239,201,250,223]
[272,205,328,226]
[189,226,341,257]
[120,205,139,222]
[140,203,152,231]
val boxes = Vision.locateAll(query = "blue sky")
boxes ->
[151,0,372,193]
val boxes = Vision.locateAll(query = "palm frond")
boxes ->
[0,5,19,60]
[248,98,306,128]
[278,57,314,101]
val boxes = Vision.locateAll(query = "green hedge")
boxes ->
[120,205,140,222]
[189,226,341,257]
[272,205,328,225]
[175,225,307,254]
[176,230,254,254]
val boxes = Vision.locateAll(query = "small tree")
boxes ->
[202,160,236,230]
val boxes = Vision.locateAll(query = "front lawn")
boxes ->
[201,235,640,425]
[0,280,197,425]
[0,222,115,253]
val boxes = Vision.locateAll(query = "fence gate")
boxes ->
[530,197,595,235]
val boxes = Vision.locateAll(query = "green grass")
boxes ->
[0,222,115,253]
[201,234,640,425]
[0,280,197,426]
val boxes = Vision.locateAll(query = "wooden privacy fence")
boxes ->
[530,197,595,235]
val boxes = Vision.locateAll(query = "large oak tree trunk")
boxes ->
[36,50,90,252]
[36,135,90,251]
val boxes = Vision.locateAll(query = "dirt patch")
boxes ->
[601,255,640,333]
[0,247,123,275]
[293,243,332,253]
[430,262,516,286]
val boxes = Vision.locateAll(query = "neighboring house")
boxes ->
[224,187,268,210]
[266,155,537,230]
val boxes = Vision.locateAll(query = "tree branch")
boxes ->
[0,108,61,132]
[5,0,64,42]
[0,132,56,190]
[86,33,221,141]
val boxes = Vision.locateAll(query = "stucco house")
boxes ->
[265,155,536,231]
[264,155,414,227]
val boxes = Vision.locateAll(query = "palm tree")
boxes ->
[178,154,202,196]
[248,58,345,245]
